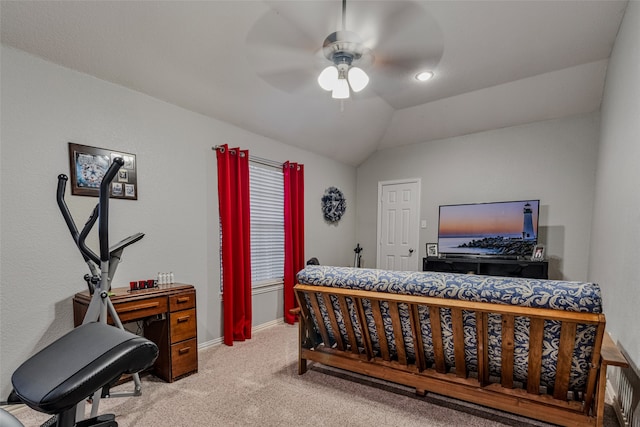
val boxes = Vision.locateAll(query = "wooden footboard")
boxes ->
[294,283,628,427]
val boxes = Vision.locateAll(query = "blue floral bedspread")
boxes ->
[296,266,602,391]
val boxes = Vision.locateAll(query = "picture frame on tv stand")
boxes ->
[426,243,438,257]
[531,244,545,261]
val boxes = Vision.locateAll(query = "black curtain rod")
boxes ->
[211,146,282,170]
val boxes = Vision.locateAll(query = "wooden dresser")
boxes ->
[73,283,198,382]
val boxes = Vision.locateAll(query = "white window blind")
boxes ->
[249,163,284,286]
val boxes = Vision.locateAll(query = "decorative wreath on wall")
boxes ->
[321,186,346,223]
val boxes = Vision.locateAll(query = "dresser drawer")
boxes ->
[170,291,195,311]
[114,297,168,323]
[171,338,198,379]
[170,308,196,343]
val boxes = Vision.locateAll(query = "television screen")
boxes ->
[437,200,539,258]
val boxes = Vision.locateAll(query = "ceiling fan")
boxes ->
[246,1,444,106]
[316,0,373,99]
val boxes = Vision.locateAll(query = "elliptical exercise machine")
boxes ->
[56,158,145,416]
[4,157,157,427]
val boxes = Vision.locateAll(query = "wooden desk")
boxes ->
[73,283,198,382]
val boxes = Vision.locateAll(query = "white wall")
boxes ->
[0,46,356,397]
[356,113,600,281]
[589,1,640,368]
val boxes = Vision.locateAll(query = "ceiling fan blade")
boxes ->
[356,2,444,74]
[247,44,318,73]
[246,3,330,92]
[261,1,340,45]
[373,40,444,77]
[257,69,318,94]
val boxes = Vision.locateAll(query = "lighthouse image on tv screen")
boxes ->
[437,200,539,257]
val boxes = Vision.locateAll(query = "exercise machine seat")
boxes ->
[11,322,158,415]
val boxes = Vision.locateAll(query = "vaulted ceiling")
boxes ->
[0,1,628,165]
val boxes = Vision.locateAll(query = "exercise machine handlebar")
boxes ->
[78,205,100,265]
[99,157,124,263]
[56,175,87,261]
[57,174,101,266]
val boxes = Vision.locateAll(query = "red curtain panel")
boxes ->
[216,144,252,345]
[283,162,305,324]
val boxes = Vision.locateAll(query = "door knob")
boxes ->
[409,248,414,254]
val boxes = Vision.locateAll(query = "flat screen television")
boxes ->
[437,200,539,259]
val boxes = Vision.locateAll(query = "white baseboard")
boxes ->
[197,317,285,351]
[252,317,285,333]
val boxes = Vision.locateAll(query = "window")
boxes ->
[219,161,284,292]
[248,163,284,287]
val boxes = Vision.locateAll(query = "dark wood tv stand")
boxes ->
[423,256,548,279]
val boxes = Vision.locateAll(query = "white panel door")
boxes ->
[377,180,420,271]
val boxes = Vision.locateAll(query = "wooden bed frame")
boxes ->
[293,283,628,427]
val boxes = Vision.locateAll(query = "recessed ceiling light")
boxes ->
[415,71,434,82]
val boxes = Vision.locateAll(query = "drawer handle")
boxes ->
[178,347,191,355]
[119,302,160,313]
[177,315,190,323]
[176,297,190,304]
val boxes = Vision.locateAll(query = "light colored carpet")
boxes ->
[8,323,620,426]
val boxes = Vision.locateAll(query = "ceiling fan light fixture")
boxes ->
[415,71,434,82]
[332,78,350,99]
[348,66,369,92]
[319,1,373,100]
[318,65,339,91]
